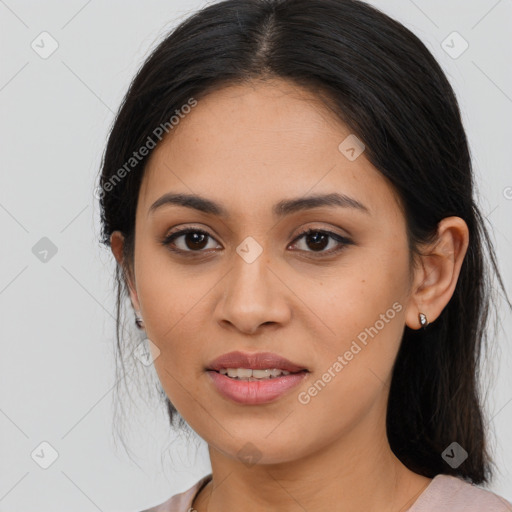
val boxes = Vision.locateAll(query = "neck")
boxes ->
[193,413,431,512]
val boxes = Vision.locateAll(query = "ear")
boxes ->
[110,231,141,313]
[405,216,469,330]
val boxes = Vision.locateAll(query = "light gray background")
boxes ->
[1,0,511,510]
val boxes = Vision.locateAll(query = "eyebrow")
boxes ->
[148,192,370,218]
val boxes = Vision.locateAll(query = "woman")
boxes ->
[97,0,512,510]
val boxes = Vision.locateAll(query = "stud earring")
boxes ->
[135,311,145,329]
[418,312,429,329]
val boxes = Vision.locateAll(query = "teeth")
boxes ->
[219,368,292,379]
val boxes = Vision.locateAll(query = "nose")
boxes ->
[214,250,292,335]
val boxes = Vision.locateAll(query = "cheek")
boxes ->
[134,246,207,368]
[290,277,407,442]
[290,246,410,403]
[135,237,210,328]
[294,247,409,342]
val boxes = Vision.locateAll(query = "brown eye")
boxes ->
[303,231,329,251]
[182,232,209,250]
[162,228,220,253]
[289,229,352,256]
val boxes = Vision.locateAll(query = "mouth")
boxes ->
[206,350,308,374]
[214,367,307,380]
[205,351,309,404]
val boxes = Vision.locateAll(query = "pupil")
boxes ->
[186,232,208,250]
[307,232,328,251]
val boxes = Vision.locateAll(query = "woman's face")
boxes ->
[124,79,416,464]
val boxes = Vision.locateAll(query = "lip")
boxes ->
[207,371,308,405]
[206,351,309,405]
[206,351,307,373]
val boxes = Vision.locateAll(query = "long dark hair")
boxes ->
[97,0,510,484]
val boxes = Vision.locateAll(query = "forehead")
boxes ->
[139,79,402,220]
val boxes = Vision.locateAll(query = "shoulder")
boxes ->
[139,474,212,512]
[409,474,512,512]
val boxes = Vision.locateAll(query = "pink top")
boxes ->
[140,473,512,511]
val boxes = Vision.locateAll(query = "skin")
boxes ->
[111,78,469,512]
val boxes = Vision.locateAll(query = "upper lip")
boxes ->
[206,351,308,373]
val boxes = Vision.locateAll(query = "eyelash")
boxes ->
[160,226,353,258]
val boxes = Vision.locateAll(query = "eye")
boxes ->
[161,226,353,257]
[288,228,352,256]
[161,228,221,254]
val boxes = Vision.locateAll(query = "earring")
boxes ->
[135,311,145,329]
[418,312,429,329]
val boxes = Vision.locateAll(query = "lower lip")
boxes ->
[207,370,308,405]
